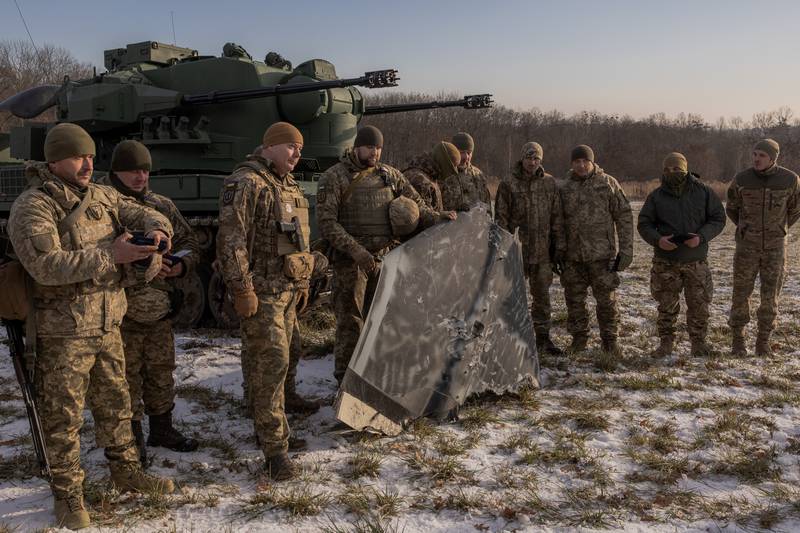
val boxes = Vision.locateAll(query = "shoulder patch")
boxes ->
[222,183,236,205]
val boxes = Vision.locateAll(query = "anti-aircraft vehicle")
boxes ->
[0,41,493,327]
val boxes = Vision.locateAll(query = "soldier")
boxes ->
[637,152,726,357]
[7,123,175,530]
[440,132,491,211]
[402,141,461,210]
[98,140,200,464]
[216,122,321,480]
[496,142,565,355]
[726,139,800,356]
[559,145,633,355]
[317,125,456,385]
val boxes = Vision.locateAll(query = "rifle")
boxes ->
[3,319,51,479]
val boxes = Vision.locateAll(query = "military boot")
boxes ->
[601,338,622,357]
[131,420,147,466]
[731,328,747,357]
[690,339,712,358]
[265,453,296,481]
[147,409,199,453]
[652,337,675,358]
[110,462,175,494]
[755,330,772,357]
[568,335,588,354]
[536,333,564,356]
[54,493,90,530]
[284,390,321,415]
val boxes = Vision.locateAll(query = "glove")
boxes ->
[233,289,258,319]
[143,253,163,283]
[296,287,310,315]
[613,252,633,272]
[351,246,377,273]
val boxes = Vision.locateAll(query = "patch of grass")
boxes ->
[624,449,695,485]
[404,451,472,484]
[408,418,442,441]
[594,348,622,372]
[346,449,383,479]
[235,484,332,520]
[199,434,239,462]
[458,404,499,431]
[175,383,246,414]
[432,488,487,512]
[321,513,403,533]
[617,372,682,391]
[571,411,610,433]
[0,452,39,480]
[711,445,781,483]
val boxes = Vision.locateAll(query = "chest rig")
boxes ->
[339,166,400,241]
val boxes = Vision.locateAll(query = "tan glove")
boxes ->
[351,246,376,273]
[296,287,310,315]
[311,251,329,279]
[143,253,163,283]
[233,289,258,319]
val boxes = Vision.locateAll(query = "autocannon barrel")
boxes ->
[363,93,493,115]
[182,69,399,106]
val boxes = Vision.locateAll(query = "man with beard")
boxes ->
[726,139,800,356]
[317,125,456,384]
[637,152,726,358]
[496,142,565,355]
[217,122,323,480]
[402,141,462,210]
[439,132,491,212]
[559,145,633,356]
[7,123,175,529]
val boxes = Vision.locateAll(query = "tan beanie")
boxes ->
[521,142,543,160]
[754,138,780,160]
[662,152,688,173]
[44,123,96,162]
[452,132,475,152]
[262,122,303,147]
[432,141,460,179]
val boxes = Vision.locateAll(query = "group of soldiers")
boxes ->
[4,120,800,529]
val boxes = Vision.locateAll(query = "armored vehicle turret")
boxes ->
[0,41,492,327]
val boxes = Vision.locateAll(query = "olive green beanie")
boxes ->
[44,123,96,162]
[451,132,474,152]
[432,141,460,179]
[521,142,543,160]
[662,152,688,173]
[111,140,152,172]
[754,138,780,160]
[262,121,303,147]
[354,125,384,148]
[570,144,594,162]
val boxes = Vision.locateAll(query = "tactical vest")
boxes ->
[735,170,795,250]
[33,183,122,301]
[339,169,396,251]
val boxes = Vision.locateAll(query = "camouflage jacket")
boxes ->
[318,149,440,260]
[559,166,633,263]
[440,164,491,212]
[726,165,800,250]
[403,153,443,210]
[98,174,200,322]
[496,163,565,264]
[8,162,173,337]
[216,155,309,295]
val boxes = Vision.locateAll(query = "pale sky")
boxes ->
[2,0,798,122]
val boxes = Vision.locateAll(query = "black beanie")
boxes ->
[354,126,384,148]
[570,144,595,162]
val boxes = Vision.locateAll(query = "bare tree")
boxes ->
[0,40,93,131]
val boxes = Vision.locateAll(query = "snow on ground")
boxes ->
[3,204,800,532]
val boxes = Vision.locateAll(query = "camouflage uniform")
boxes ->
[403,153,444,210]
[216,154,310,458]
[495,162,565,339]
[637,173,726,352]
[318,149,441,383]
[559,166,633,347]
[726,164,800,347]
[7,162,172,499]
[439,164,491,212]
[98,174,199,421]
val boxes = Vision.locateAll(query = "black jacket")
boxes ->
[637,173,726,262]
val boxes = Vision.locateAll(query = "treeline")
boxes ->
[362,92,800,182]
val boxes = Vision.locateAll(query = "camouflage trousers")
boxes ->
[650,258,713,342]
[332,259,379,384]
[240,289,298,457]
[526,262,554,337]
[241,319,302,408]
[561,260,620,342]
[729,245,786,334]
[35,330,139,498]
[121,318,176,420]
